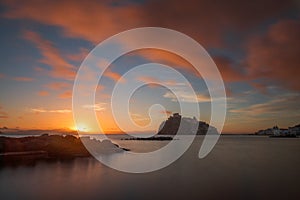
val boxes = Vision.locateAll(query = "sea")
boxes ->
[0,135,300,200]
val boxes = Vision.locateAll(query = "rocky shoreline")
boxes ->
[0,134,128,166]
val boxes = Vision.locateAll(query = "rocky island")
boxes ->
[158,113,219,135]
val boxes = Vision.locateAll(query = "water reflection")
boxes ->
[0,136,300,200]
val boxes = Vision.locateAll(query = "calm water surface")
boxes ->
[0,136,300,200]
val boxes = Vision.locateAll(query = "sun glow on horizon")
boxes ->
[70,124,90,132]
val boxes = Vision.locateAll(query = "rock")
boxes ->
[158,113,219,135]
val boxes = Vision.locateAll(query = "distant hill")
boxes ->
[157,113,219,135]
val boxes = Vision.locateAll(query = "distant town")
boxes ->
[255,124,300,137]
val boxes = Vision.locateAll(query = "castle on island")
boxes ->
[157,113,219,135]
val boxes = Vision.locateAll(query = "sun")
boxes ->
[70,124,89,132]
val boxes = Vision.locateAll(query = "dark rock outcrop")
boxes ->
[0,135,128,159]
[0,135,129,166]
[0,135,91,158]
[158,113,219,135]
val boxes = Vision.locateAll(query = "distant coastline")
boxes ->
[255,124,300,137]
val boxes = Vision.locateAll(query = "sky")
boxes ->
[0,0,299,133]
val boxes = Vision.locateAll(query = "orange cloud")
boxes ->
[142,0,295,47]
[38,90,49,96]
[13,76,34,82]
[0,112,8,119]
[31,108,71,113]
[66,48,89,62]
[3,0,298,92]
[0,105,8,119]
[59,90,72,99]
[23,30,76,80]
[137,75,188,88]
[82,103,106,112]
[131,49,246,83]
[96,85,105,92]
[5,0,293,47]
[104,70,126,83]
[135,49,192,69]
[128,49,204,81]
[213,56,246,82]
[137,76,159,83]
[136,76,161,88]
[46,82,72,90]
[4,0,143,44]
[0,110,8,119]
[160,110,172,115]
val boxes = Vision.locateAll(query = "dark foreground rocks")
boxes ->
[0,135,128,166]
